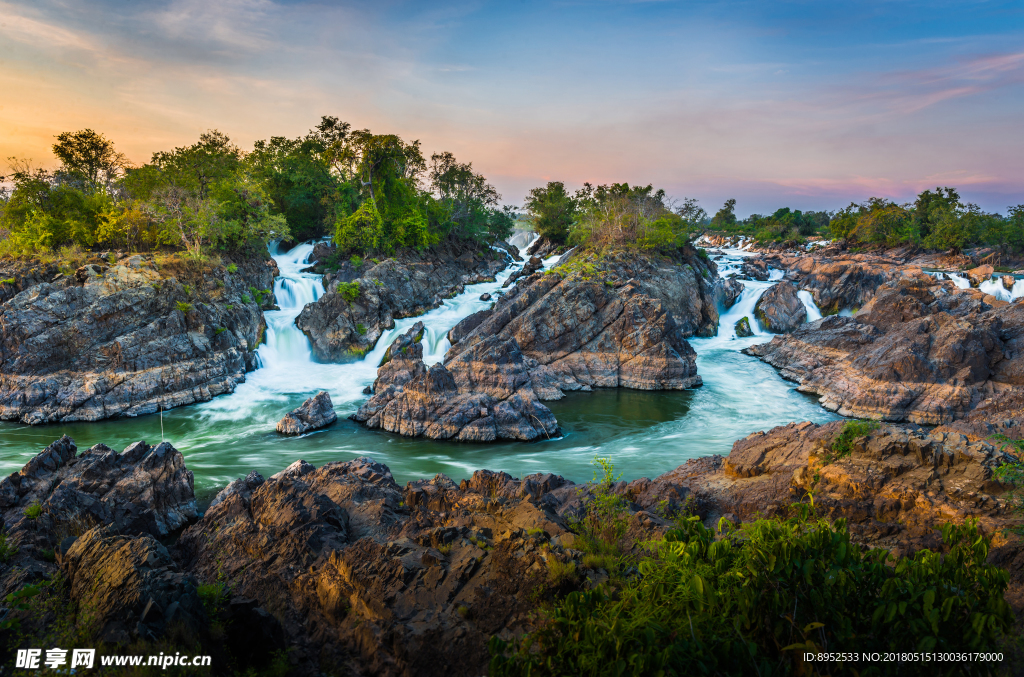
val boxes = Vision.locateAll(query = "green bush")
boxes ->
[226,263,237,273]
[175,301,193,314]
[337,281,360,303]
[23,503,42,519]
[824,419,880,464]
[490,512,1013,676]
[214,327,227,335]
[241,293,252,304]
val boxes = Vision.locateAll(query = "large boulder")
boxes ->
[276,391,338,435]
[754,281,806,333]
[716,277,744,309]
[741,258,770,281]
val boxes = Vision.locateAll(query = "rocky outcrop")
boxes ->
[746,274,1024,424]
[754,281,806,333]
[176,457,607,676]
[968,264,995,287]
[715,277,743,309]
[60,526,206,644]
[0,251,272,424]
[648,420,1022,557]
[767,250,908,314]
[740,258,770,281]
[295,243,509,362]
[502,255,543,288]
[526,236,568,259]
[276,391,338,435]
[442,249,711,401]
[0,436,198,536]
[354,332,560,442]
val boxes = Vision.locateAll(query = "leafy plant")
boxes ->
[823,419,879,464]
[226,262,237,273]
[490,512,1013,676]
[214,327,227,335]
[547,558,579,586]
[0,277,15,285]
[241,293,252,304]
[349,255,363,267]
[337,280,360,303]
[356,323,367,335]
[175,301,193,314]
[23,503,42,519]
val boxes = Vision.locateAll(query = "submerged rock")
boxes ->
[276,391,337,435]
[754,281,806,333]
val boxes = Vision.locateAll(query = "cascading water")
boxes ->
[979,277,1024,302]
[0,239,840,499]
[797,290,823,322]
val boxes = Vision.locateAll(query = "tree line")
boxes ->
[0,119,516,261]
[703,189,1024,253]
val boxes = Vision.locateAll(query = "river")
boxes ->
[0,243,840,503]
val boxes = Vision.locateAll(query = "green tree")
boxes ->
[913,187,961,240]
[710,198,737,229]
[51,129,129,191]
[151,130,242,199]
[523,181,577,243]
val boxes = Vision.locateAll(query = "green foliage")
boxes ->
[991,434,1024,517]
[568,458,630,567]
[176,301,193,314]
[226,262,238,273]
[349,254,363,267]
[490,512,1013,676]
[197,582,228,616]
[241,293,252,304]
[823,419,880,464]
[0,582,44,632]
[523,181,578,243]
[39,547,56,562]
[0,277,14,285]
[0,526,18,563]
[23,503,42,519]
[337,280,360,303]
[547,559,579,586]
[356,323,367,335]
[214,327,227,335]
[710,198,737,229]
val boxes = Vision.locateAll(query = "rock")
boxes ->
[61,526,205,644]
[276,391,338,435]
[209,470,265,509]
[735,316,753,337]
[447,309,492,346]
[766,251,906,314]
[479,293,491,301]
[1003,275,1016,292]
[296,242,507,362]
[526,236,567,259]
[754,281,806,333]
[0,253,271,424]
[379,322,424,367]
[745,273,1024,424]
[967,264,994,287]
[502,255,544,288]
[741,258,770,281]
[0,436,198,536]
[716,277,743,309]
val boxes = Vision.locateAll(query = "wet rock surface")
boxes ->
[754,280,807,333]
[295,242,509,362]
[745,273,1024,424]
[276,390,338,435]
[0,252,273,424]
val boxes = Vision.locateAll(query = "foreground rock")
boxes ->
[0,251,272,424]
[296,242,509,361]
[276,391,338,435]
[754,280,806,333]
[647,420,1023,560]
[746,273,1023,424]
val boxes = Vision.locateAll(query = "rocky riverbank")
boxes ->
[0,250,275,424]
[295,241,512,361]
[2,423,1020,675]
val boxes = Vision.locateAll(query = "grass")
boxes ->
[0,277,15,285]
[23,503,42,519]
[546,558,579,586]
[214,327,227,335]
[175,301,193,314]
[437,543,453,556]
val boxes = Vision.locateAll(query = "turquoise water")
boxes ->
[0,245,840,503]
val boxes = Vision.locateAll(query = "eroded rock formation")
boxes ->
[754,280,806,333]
[276,390,338,435]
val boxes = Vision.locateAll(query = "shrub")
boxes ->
[175,301,193,314]
[350,255,363,267]
[356,323,367,335]
[214,327,227,335]
[0,277,15,285]
[337,281,360,303]
[823,419,880,464]
[546,558,579,587]
[23,503,42,519]
[226,263,237,273]
[490,512,1013,676]
[241,293,252,304]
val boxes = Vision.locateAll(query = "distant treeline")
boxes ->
[0,119,515,261]
[705,190,1024,253]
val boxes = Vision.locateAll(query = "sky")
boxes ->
[1,0,1022,216]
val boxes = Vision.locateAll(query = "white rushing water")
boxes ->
[798,290,823,322]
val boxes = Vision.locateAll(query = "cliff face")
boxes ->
[0,251,274,424]
[295,242,509,361]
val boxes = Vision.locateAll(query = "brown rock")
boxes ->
[276,391,338,435]
[754,281,807,333]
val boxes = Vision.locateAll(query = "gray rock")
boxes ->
[276,391,338,435]
[754,281,807,333]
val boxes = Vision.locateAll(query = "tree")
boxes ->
[51,129,129,191]
[710,198,737,229]
[523,182,577,243]
[913,187,960,240]
[428,151,509,242]
[151,131,242,199]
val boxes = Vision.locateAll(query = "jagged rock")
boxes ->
[60,526,205,644]
[754,281,806,333]
[296,243,507,361]
[745,274,1024,424]
[735,316,753,337]
[276,391,337,435]
[716,277,743,309]
[479,293,491,301]
[0,436,197,536]
[0,252,271,424]
[209,470,265,509]
[379,322,424,367]
[766,251,906,314]
[502,255,543,288]
[526,236,567,259]
[1003,275,1017,292]
[447,309,492,346]
[968,264,994,287]
[741,258,770,281]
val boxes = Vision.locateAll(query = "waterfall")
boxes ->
[979,276,1024,302]
[797,290,823,322]
[257,242,324,369]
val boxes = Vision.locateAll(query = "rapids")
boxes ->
[0,244,840,502]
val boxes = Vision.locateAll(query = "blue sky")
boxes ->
[1,0,1022,215]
